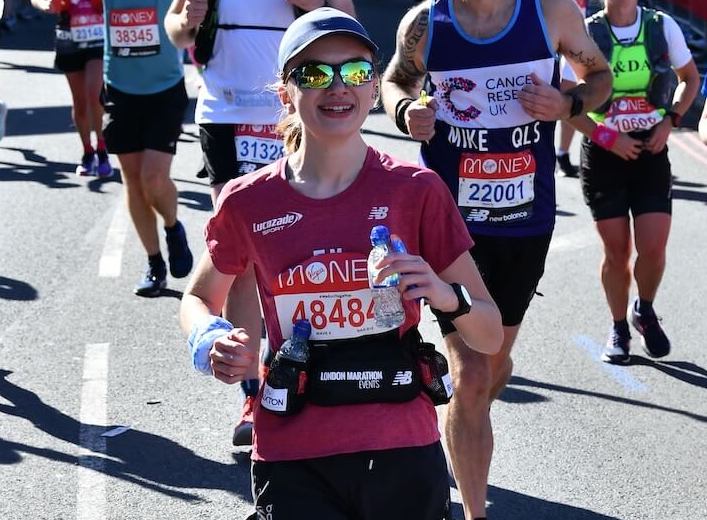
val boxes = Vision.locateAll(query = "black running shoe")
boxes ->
[556,153,579,178]
[601,328,631,364]
[630,302,670,358]
[165,221,193,278]
[134,265,167,297]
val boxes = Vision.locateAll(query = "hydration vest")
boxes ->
[587,8,674,119]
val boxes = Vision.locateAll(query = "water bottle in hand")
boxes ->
[368,225,405,328]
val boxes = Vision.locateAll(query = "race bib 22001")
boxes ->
[457,150,536,225]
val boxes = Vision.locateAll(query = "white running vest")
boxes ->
[195,0,294,125]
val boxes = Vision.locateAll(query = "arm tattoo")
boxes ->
[389,8,429,87]
[566,49,598,70]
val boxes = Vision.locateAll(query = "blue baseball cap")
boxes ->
[278,7,379,73]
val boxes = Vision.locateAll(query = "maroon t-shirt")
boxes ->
[206,147,473,461]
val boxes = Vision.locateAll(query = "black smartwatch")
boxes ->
[567,91,584,118]
[667,110,682,128]
[430,283,473,322]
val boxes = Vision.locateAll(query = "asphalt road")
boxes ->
[1,12,706,520]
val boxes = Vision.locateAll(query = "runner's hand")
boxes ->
[182,0,208,30]
[406,98,438,142]
[519,72,570,121]
[610,133,643,161]
[209,328,255,385]
[374,244,457,312]
[644,118,671,155]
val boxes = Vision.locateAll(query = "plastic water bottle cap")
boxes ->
[292,319,311,338]
[370,225,390,245]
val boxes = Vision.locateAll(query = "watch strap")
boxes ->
[667,110,682,128]
[430,283,471,322]
[568,91,584,118]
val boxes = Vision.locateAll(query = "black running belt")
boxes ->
[215,24,288,32]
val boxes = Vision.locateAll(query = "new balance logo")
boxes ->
[368,206,389,220]
[466,209,490,222]
[391,371,413,386]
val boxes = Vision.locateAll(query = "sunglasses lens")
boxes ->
[340,61,374,86]
[296,64,334,89]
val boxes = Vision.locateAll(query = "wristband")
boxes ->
[187,315,234,375]
[591,124,618,151]
[395,97,415,135]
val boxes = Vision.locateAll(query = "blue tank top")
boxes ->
[103,0,183,95]
[422,0,559,237]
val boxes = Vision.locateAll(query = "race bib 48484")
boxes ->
[273,252,397,341]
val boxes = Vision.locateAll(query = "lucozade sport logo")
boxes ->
[252,212,303,236]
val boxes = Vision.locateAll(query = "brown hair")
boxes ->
[276,112,303,155]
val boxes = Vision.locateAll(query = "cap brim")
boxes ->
[281,30,379,72]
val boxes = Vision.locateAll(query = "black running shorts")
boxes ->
[438,233,552,331]
[54,47,103,73]
[248,442,452,520]
[579,134,672,221]
[199,123,283,186]
[102,80,188,155]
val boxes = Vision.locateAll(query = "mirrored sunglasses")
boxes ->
[286,59,375,89]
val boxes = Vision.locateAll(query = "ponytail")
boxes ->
[277,112,303,155]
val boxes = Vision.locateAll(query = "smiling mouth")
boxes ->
[320,104,354,114]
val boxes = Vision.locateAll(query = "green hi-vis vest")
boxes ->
[587,8,674,132]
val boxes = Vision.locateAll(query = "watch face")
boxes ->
[460,284,472,306]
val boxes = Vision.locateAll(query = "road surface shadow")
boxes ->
[671,187,707,205]
[482,486,621,520]
[0,276,38,301]
[2,106,74,138]
[0,157,80,188]
[509,375,706,422]
[178,189,212,212]
[672,177,707,205]
[0,147,121,191]
[628,356,707,389]
[498,383,549,404]
[0,60,60,75]
[0,13,55,51]
[0,370,252,502]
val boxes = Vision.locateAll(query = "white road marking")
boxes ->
[573,335,648,393]
[77,343,109,520]
[669,133,707,169]
[99,201,129,278]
